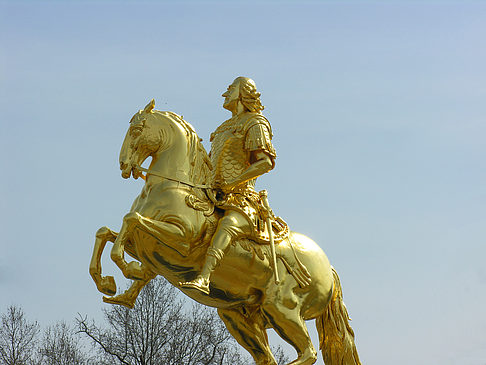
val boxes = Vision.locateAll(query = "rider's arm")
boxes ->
[222,120,276,192]
[223,150,274,192]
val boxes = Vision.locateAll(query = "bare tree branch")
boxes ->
[38,321,88,365]
[0,305,39,365]
[77,278,249,365]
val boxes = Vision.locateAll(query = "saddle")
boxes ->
[185,187,289,244]
[213,188,290,244]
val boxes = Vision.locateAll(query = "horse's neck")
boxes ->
[149,128,193,184]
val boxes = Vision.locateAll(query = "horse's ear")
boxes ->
[143,99,155,113]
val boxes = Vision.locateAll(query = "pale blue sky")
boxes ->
[1,1,485,364]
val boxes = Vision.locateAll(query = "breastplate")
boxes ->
[210,118,250,187]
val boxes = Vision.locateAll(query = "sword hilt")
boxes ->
[260,190,272,217]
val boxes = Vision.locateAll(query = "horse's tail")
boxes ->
[316,267,362,365]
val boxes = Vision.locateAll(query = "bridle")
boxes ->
[134,164,212,189]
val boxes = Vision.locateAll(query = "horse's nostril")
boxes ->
[120,162,127,170]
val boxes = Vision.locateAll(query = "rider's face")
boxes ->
[222,80,240,112]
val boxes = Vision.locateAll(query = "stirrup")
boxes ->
[179,276,210,295]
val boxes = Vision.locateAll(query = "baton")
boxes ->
[260,190,280,284]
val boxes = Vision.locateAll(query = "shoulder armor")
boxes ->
[244,115,276,157]
[243,114,273,137]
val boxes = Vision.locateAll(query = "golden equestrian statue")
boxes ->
[89,77,361,365]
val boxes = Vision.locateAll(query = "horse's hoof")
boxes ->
[288,348,317,365]
[98,276,116,296]
[103,295,135,309]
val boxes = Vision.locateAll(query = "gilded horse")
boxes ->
[89,100,361,365]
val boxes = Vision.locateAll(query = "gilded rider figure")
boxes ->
[181,76,277,294]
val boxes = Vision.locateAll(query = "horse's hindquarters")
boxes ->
[211,243,274,300]
[284,232,334,320]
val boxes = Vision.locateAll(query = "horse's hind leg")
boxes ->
[89,226,118,296]
[261,285,317,365]
[218,307,277,365]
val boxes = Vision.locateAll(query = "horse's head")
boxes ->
[119,99,212,184]
[119,99,167,179]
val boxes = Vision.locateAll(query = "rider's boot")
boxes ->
[181,211,248,294]
[180,247,224,294]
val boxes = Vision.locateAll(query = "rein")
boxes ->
[134,165,212,189]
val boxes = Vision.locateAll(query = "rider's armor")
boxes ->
[209,112,287,243]
[210,111,275,192]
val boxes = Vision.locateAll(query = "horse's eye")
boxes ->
[131,127,143,137]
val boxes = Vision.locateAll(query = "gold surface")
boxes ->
[89,77,361,365]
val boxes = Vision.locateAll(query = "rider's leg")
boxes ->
[180,210,251,294]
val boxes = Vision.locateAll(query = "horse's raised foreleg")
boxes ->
[110,212,153,281]
[89,226,118,296]
[111,211,192,280]
[103,271,156,309]
[218,307,277,365]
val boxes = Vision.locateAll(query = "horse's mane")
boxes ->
[161,111,212,186]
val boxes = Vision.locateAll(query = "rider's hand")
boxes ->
[221,179,237,193]
[212,181,229,201]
